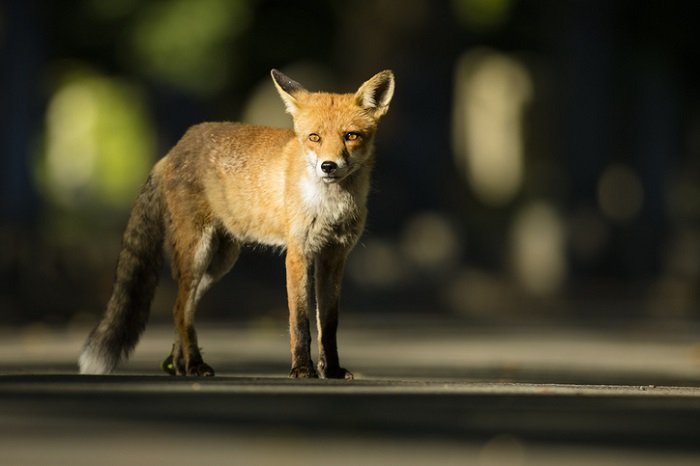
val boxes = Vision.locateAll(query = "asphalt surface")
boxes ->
[2,317,700,465]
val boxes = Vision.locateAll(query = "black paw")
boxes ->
[186,361,215,377]
[319,365,353,380]
[289,366,319,379]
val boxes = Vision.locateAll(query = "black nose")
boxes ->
[320,161,338,174]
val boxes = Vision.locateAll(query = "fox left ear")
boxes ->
[355,70,395,118]
[271,69,307,114]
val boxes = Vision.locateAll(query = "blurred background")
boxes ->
[1,0,699,330]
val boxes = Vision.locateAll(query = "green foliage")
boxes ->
[451,0,514,32]
[129,0,252,95]
[35,69,155,213]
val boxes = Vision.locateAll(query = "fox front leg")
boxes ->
[286,246,318,378]
[315,247,353,380]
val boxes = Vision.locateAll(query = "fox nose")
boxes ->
[320,161,338,174]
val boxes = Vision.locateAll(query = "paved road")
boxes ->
[2,319,700,465]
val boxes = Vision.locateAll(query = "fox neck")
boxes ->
[292,151,372,253]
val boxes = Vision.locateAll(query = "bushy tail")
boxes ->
[79,174,165,374]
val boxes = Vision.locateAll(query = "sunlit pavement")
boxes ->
[2,317,700,465]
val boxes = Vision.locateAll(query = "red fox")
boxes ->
[79,69,395,379]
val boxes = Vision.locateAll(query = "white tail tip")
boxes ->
[78,347,112,375]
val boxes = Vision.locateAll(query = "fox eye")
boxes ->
[344,132,360,142]
[308,133,321,143]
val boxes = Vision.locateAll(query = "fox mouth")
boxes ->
[321,175,341,183]
[320,168,354,183]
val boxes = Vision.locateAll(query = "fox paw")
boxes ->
[186,362,215,377]
[163,345,214,377]
[289,366,319,379]
[319,365,353,380]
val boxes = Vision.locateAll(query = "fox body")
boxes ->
[79,69,395,378]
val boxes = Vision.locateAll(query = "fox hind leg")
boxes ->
[194,231,241,303]
[169,226,240,376]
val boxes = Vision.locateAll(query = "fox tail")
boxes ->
[79,174,165,374]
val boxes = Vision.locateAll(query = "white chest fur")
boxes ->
[296,174,364,252]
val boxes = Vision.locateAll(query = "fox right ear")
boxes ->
[271,69,306,114]
[355,70,395,118]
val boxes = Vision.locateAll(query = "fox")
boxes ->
[78,68,395,379]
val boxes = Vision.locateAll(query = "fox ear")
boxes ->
[271,69,306,114]
[355,70,395,117]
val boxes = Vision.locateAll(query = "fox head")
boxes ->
[271,69,395,184]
